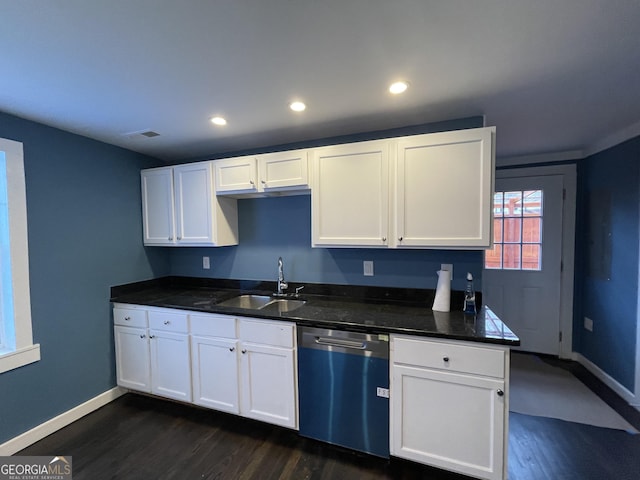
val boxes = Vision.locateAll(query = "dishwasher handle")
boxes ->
[315,336,367,350]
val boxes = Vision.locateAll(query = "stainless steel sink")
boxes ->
[265,298,307,312]
[218,294,306,312]
[218,294,273,309]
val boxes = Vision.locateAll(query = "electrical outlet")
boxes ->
[203,256,210,270]
[363,261,374,276]
[441,263,453,279]
[584,317,593,332]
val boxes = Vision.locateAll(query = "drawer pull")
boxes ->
[140,334,146,339]
[241,349,247,354]
[149,335,156,339]
[124,316,131,321]
[164,320,170,325]
[497,389,504,397]
[443,356,450,362]
[229,347,235,352]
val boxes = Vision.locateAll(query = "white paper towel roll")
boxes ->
[432,269,451,312]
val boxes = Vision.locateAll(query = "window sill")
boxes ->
[0,344,40,374]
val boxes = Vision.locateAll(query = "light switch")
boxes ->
[363,261,374,276]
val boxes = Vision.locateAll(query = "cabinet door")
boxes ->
[149,330,192,402]
[239,342,297,429]
[214,156,258,194]
[395,127,494,248]
[311,140,390,247]
[191,335,240,414]
[114,325,150,392]
[391,365,505,480]
[141,168,175,245]
[174,162,215,244]
[258,150,309,191]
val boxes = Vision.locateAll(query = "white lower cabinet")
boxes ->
[239,335,297,428]
[190,313,240,414]
[149,329,191,402]
[114,306,192,403]
[114,324,151,392]
[390,335,509,480]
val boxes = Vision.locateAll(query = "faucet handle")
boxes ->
[295,286,305,295]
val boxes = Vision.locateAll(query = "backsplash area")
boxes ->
[167,195,484,292]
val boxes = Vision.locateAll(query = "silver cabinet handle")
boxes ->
[398,236,403,241]
[139,334,146,339]
[149,335,155,339]
[249,180,255,186]
[241,349,247,354]
[382,237,387,242]
[177,236,182,240]
[497,389,504,397]
[168,236,173,241]
[443,356,450,362]
[261,179,266,184]
[229,347,235,352]
[163,320,170,325]
[124,316,131,321]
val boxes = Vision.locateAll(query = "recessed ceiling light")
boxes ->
[210,116,227,126]
[289,101,306,112]
[389,81,409,94]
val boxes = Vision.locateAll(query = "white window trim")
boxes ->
[0,138,40,373]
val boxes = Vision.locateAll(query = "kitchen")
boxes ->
[1,2,640,479]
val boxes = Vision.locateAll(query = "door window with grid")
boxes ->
[485,190,543,270]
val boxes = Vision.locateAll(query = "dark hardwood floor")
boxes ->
[16,353,640,480]
[18,390,640,480]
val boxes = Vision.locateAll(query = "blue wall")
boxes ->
[574,136,640,391]
[0,111,168,444]
[169,116,486,292]
[170,195,483,292]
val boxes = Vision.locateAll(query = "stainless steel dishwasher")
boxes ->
[297,326,390,458]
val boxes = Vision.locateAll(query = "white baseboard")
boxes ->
[0,386,127,456]
[573,353,639,409]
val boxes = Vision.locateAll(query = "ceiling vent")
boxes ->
[122,129,160,139]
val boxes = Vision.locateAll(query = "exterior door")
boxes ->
[483,175,563,355]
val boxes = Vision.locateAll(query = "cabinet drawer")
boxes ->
[190,313,237,338]
[238,318,294,348]
[392,336,505,378]
[113,307,147,328]
[148,309,189,333]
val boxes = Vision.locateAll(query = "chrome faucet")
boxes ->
[276,257,288,296]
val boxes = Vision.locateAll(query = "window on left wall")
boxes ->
[0,138,40,373]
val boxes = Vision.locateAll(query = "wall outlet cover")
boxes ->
[363,261,374,276]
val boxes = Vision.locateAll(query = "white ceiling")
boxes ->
[1,0,639,162]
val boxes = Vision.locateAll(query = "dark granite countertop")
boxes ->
[110,276,520,346]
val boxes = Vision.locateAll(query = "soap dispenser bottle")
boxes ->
[463,272,477,314]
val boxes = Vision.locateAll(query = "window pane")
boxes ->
[503,218,522,243]
[493,192,504,218]
[523,190,542,216]
[522,217,542,243]
[504,191,522,217]
[522,244,542,270]
[503,244,521,269]
[493,218,503,243]
[485,244,502,269]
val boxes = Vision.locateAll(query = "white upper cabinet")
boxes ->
[214,156,258,194]
[214,150,309,196]
[394,127,494,248]
[310,127,495,249]
[258,150,309,192]
[311,140,390,247]
[141,167,175,245]
[141,162,239,247]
